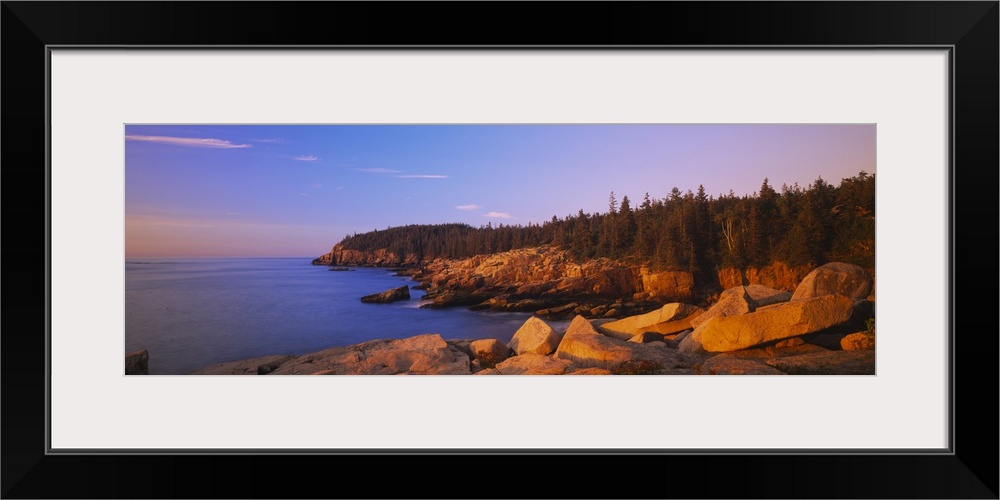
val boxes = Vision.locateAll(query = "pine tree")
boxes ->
[635,193,656,258]
[616,195,636,258]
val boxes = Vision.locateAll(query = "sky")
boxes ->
[124,124,875,258]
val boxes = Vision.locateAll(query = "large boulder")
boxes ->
[125,349,149,375]
[688,294,854,352]
[269,334,470,375]
[555,316,692,370]
[360,285,411,303]
[509,316,564,355]
[476,353,573,375]
[791,262,873,301]
[599,303,702,340]
[690,285,792,329]
[554,316,636,369]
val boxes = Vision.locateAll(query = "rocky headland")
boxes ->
[318,244,701,320]
[184,261,876,376]
[315,244,874,321]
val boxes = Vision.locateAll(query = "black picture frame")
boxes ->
[3,2,997,498]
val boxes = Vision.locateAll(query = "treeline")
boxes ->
[336,172,875,275]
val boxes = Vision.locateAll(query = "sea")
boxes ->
[124,258,561,374]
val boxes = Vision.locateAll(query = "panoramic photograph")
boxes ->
[124,124,876,375]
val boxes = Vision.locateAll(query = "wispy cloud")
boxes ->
[398,174,448,179]
[294,155,320,162]
[455,204,482,211]
[357,168,402,174]
[310,183,322,189]
[484,212,513,219]
[252,138,287,144]
[125,135,251,149]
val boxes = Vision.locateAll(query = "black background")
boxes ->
[3,2,997,498]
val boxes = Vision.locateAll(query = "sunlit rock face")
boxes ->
[268,334,470,375]
[688,294,854,353]
[690,284,793,329]
[476,353,574,375]
[554,316,690,371]
[791,262,873,301]
[508,316,564,356]
[599,302,702,340]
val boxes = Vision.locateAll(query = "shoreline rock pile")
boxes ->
[182,261,875,376]
[360,285,411,304]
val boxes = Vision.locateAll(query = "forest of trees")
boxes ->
[335,172,875,279]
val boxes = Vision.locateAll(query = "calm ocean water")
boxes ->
[124,258,556,374]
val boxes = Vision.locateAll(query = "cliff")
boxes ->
[716,262,875,295]
[366,245,693,318]
[313,244,875,320]
[312,244,418,267]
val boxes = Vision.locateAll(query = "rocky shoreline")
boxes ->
[177,261,875,376]
[321,245,700,320]
[311,245,871,322]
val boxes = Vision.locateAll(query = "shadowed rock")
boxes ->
[699,358,786,375]
[419,291,491,309]
[791,262,873,301]
[125,349,149,375]
[361,285,411,303]
[774,337,806,348]
[188,354,296,375]
[677,333,706,354]
[849,299,875,328]
[766,349,875,375]
[666,329,693,349]
[699,344,826,374]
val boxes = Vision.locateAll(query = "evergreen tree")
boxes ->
[634,192,656,258]
[616,195,636,258]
